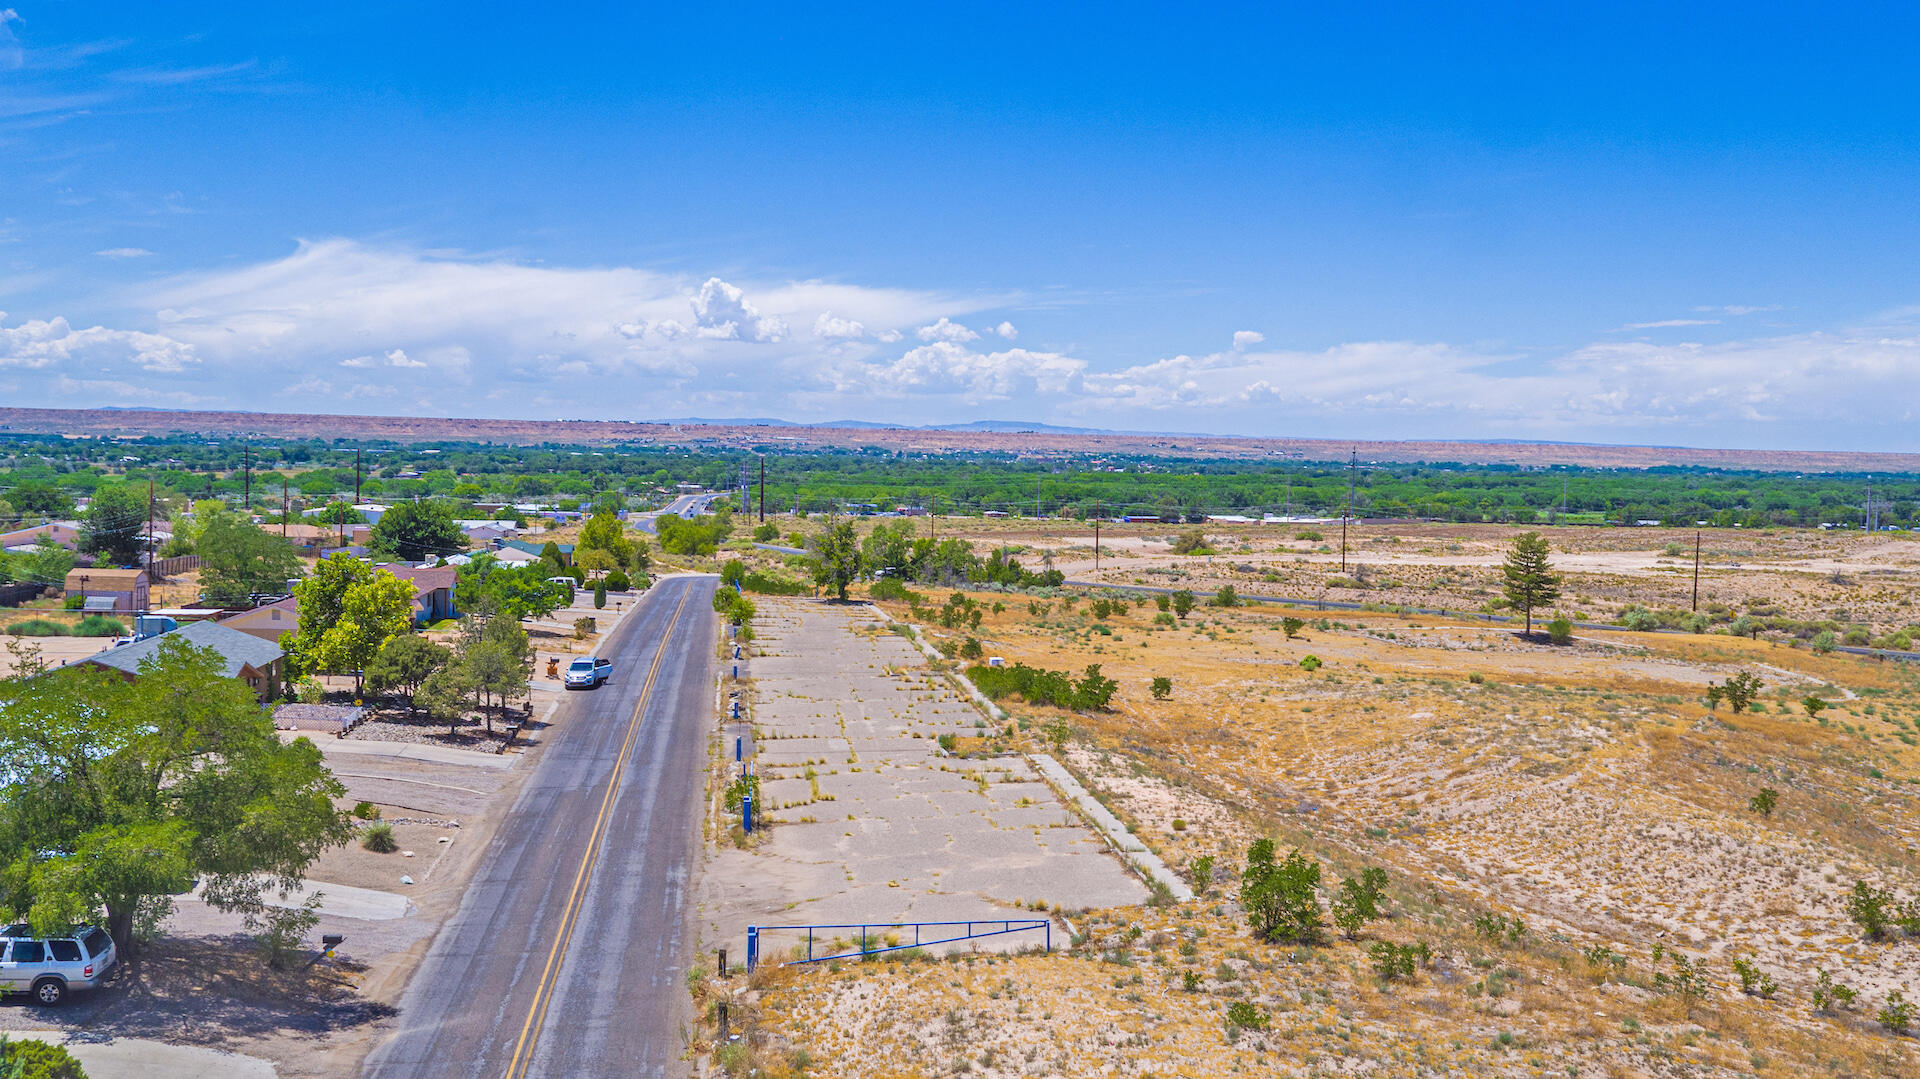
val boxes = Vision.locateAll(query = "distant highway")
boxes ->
[630,491,723,535]
[364,574,719,1078]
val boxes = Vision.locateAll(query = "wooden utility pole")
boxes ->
[243,442,251,511]
[1341,450,1355,572]
[282,478,290,537]
[757,457,765,524]
[1093,501,1102,577]
[145,479,155,578]
[354,449,363,505]
[1692,529,1702,612]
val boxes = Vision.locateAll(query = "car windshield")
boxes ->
[568,659,593,670]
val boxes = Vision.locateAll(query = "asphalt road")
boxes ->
[364,574,719,1079]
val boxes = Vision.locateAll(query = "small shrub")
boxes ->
[1224,1000,1269,1030]
[1150,676,1172,700]
[1182,970,1202,992]
[1214,585,1240,608]
[1813,968,1858,1013]
[1154,594,1171,612]
[361,822,399,853]
[295,677,325,704]
[0,1035,88,1078]
[1619,605,1660,631]
[5,618,69,637]
[1472,912,1526,944]
[605,569,631,592]
[1847,880,1896,939]
[1880,990,1915,1035]
[1298,654,1322,672]
[72,614,125,637]
[1810,629,1837,654]
[574,616,596,639]
[1546,616,1573,645]
[1281,616,1305,639]
[351,801,381,821]
[1749,787,1777,817]
[1190,854,1215,893]
[1731,956,1778,998]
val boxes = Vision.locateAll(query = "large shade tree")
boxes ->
[197,513,303,605]
[0,638,351,954]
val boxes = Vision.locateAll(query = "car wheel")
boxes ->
[32,978,65,1006]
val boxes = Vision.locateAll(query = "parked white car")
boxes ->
[0,924,116,1005]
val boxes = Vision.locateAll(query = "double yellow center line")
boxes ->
[504,584,694,1079]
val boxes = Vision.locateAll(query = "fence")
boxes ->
[150,555,202,578]
[745,918,1051,970]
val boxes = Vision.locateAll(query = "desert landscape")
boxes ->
[689,513,1920,1078]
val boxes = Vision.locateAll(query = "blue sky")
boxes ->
[3,3,1919,448]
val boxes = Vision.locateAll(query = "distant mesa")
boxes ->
[0,406,1912,473]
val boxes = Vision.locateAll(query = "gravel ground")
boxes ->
[344,709,525,752]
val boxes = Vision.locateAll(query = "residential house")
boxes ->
[501,538,571,565]
[220,595,300,645]
[0,521,81,551]
[64,568,150,613]
[72,620,286,701]
[381,565,459,623]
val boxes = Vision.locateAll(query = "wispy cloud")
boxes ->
[110,59,258,86]
[95,247,152,259]
[1617,318,1721,331]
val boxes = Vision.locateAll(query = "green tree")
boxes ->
[7,481,71,519]
[197,513,303,606]
[1170,590,1196,619]
[1500,531,1561,636]
[1240,839,1323,943]
[1749,787,1778,817]
[286,554,374,673]
[1214,584,1240,608]
[454,555,566,620]
[80,484,148,566]
[365,634,452,714]
[1072,664,1118,710]
[310,570,416,696]
[0,638,351,955]
[1149,676,1172,700]
[1281,617,1305,639]
[370,500,465,562]
[810,521,863,600]
[453,607,533,731]
[576,510,635,567]
[1715,671,1764,713]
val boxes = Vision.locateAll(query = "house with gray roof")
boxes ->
[73,619,286,702]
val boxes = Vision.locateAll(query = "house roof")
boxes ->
[502,539,571,556]
[81,596,119,612]
[378,565,458,594]
[220,595,298,626]
[64,568,148,589]
[76,619,284,679]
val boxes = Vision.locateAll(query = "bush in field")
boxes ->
[1748,787,1778,817]
[1846,880,1896,939]
[1281,617,1305,639]
[1546,616,1573,645]
[0,1035,88,1078]
[72,615,126,637]
[1214,584,1240,608]
[1619,605,1659,631]
[361,822,399,853]
[1149,676,1172,700]
[1170,590,1196,619]
[1240,839,1322,943]
[6,618,69,637]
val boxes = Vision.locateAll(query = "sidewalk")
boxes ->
[278,732,521,769]
[2,1034,277,1078]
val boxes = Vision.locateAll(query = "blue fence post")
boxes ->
[732,664,738,680]
[735,736,742,762]
[742,793,753,834]
[746,927,758,971]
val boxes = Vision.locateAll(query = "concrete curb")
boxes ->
[1029,753,1194,902]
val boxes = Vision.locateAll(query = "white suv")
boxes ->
[0,925,116,1005]
[564,656,611,689]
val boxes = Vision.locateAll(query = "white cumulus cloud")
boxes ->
[813,312,867,339]
[995,321,1018,340]
[691,276,787,342]
[1232,330,1265,350]
[916,317,978,343]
